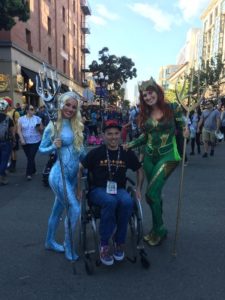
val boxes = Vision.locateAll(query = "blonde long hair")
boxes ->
[50,92,84,151]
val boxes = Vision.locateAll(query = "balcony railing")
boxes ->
[81,43,90,54]
[80,0,91,16]
[81,64,90,73]
[81,22,90,34]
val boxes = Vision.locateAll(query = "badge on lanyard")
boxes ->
[106,146,120,195]
[106,180,117,194]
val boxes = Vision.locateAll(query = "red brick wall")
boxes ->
[0,0,86,85]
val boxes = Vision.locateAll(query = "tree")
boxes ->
[122,99,131,110]
[200,54,225,98]
[89,47,137,91]
[0,0,30,31]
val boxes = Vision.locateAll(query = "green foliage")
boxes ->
[123,99,130,109]
[0,0,30,31]
[165,89,176,103]
[89,47,137,91]
[200,54,225,96]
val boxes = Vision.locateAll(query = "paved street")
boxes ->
[0,143,225,300]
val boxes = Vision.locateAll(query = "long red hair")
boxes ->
[138,84,173,130]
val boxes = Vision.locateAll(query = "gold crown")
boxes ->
[138,77,158,92]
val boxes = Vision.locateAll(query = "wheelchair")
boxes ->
[79,175,150,275]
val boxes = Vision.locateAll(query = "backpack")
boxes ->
[0,116,10,141]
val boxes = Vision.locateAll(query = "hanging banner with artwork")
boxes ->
[14,74,24,92]
[0,74,10,92]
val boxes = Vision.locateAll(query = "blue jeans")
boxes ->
[0,141,12,176]
[22,142,40,176]
[89,187,133,245]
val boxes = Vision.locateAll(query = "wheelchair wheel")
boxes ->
[127,185,150,268]
[84,255,94,275]
[127,186,144,245]
[140,249,150,269]
[89,207,101,267]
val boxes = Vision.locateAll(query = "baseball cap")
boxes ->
[3,96,13,106]
[103,120,122,132]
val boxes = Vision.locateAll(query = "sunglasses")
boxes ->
[29,108,34,111]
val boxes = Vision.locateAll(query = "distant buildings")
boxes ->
[158,65,181,90]
[201,0,225,63]
[0,0,91,106]
[158,0,225,97]
[176,28,202,69]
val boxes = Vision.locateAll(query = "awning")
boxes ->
[21,67,38,83]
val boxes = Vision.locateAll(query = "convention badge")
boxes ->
[106,181,117,194]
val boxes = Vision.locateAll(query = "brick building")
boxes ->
[0,0,91,106]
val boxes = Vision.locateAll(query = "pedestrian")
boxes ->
[39,91,85,261]
[36,105,50,127]
[197,101,220,157]
[220,104,225,141]
[124,77,188,246]
[17,104,43,180]
[5,97,20,172]
[189,108,201,155]
[0,99,14,185]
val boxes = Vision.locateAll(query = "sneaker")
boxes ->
[210,149,214,156]
[202,153,208,158]
[100,245,114,266]
[189,152,195,155]
[26,175,32,181]
[113,243,125,261]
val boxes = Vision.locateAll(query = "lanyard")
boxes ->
[106,146,121,180]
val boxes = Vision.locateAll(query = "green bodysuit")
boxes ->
[128,102,185,237]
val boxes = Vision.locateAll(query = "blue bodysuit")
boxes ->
[39,119,85,260]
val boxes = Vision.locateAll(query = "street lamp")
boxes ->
[93,72,109,107]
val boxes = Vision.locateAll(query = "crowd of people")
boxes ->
[0,81,224,266]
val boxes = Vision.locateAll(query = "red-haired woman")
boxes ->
[125,78,188,246]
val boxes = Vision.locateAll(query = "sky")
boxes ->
[86,0,211,102]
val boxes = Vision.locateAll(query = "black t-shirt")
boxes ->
[0,113,14,126]
[81,145,141,188]
[0,112,14,141]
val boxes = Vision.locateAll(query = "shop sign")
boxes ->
[0,74,10,92]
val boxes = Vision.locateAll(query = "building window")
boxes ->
[210,13,213,25]
[63,35,66,50]
[63,59,66,73]
[73,47,76,60]
[215,6,218,17]
[73,66,76,79]
[48,47,52,65]
[73,0,75,13]
[73,23,76,36]
[25,29,32,51]
[26,29,31,44]
[47,17,51,35]
[62,6,65,22]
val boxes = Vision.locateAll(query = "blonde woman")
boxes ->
[39,91,85,260]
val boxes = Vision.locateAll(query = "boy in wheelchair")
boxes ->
[78,120,143,266]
